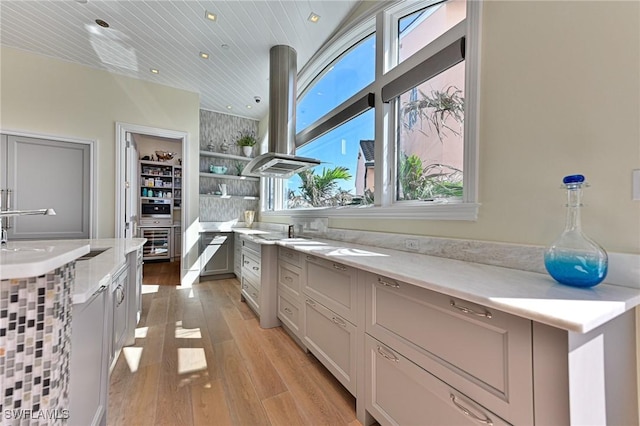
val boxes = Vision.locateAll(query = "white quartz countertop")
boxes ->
[73,238,146,304]
[0,240,90,279]
[0,238,146,305]
[236,231,640,334]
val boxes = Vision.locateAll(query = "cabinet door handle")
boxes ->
[244,260,250,264]
[242,284,248,290]
[284,275,293,282]
[285,252,293,258]
[450,300,492,319]
[6,189,12,229]
[376,345,399,363]
[332,263,346,271]
[449,394,493,425]
[252,266,259,271]
[377,277,399,288]
[251,292,258,298]
[283,307,293,315]
[305,299,317,307]
[306,255,314,261]
[332,316,346,328]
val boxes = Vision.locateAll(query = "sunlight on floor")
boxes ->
[175,321,202,339]
[123,347,143,373]
[135,326,149,339]
[141,284,159,294]
[177,348,207,375]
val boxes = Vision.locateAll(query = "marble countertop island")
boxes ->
[0,238,146,304]
[0,240,90,279]
[233,230,640,334]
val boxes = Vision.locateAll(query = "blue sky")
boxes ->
[289,35,376,194]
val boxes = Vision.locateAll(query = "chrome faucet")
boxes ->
[0,209,56,245]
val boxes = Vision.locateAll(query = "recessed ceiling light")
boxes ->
[95,19,109,28]
[205,11,217,22]
[246,105,252,109]
[226,105,232,109]
[199,52,209,59]
[150,68,159,74]
[308,12,320,23]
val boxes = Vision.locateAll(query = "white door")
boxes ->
[124,132,139,238]
[3,135,91,240]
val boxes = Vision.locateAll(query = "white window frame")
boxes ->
[262,0,482,221]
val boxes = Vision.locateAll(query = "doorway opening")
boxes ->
[115,123,188,283]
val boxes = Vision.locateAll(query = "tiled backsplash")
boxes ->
[0,263,74,425]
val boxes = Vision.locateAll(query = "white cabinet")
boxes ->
[303,255,358,323]
[365,335,510,426]
[233,233,242,278]
[111,263,130,369]
[200,232,234,277]
[0,134,91,240]
[304,297,357,395]
[362,271,533,425]
[69,284,110,426]
[239,236,279,328]
[277,247,304,342]
[301,254,359,396]
[126,247,143,346]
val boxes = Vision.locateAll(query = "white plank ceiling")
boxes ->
[0,0,364,120]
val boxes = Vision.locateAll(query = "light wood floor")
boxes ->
[108,261,360,426]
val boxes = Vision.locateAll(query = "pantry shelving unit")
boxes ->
[139,160,182,261]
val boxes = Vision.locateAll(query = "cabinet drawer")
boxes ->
[277,291,301,337]
[365,335,510,426]
[364,272,533,425]
[241,274,260,312]
[304,297,356,395]
[241,238,261,255]
[279,247,302,267]
[278,261,301,297]
[242,251,261,278]
[303,255,358,323]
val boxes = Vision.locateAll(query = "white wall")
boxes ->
[0,46,201,276]
[266,0,640,255]
[0,46,199,236]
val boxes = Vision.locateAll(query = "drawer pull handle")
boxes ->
[252,292,258,298]
[376,345,399,363]
[253,266,260,271]
[450,394,493,425]
[285,252,293,258]
[244,260,250,264]
[305,299,317,307]
[284,276,293,282]
[332,317,346,327]
[377,277,399,288]
[283,307,293,315]
[332,263,346,271]
[306,255,313,260]
[450,300,492,319]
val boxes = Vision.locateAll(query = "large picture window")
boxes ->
[264,0,480,220]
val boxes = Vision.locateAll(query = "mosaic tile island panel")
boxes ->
[0,262,74,426]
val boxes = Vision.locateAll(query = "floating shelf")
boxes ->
[200,194,259,200]
[199,172,259,182]
[200,151,254,162]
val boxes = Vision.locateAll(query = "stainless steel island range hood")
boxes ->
[242,45,320,178]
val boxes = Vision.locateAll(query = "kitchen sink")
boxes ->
[76,248,109,261]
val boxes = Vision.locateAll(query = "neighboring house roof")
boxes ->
[359,140,375,166]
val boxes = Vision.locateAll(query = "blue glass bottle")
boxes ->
[544,174,608,287]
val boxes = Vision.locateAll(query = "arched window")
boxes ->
[265,0,481,220]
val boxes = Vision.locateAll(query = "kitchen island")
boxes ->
[0,238,145,426]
